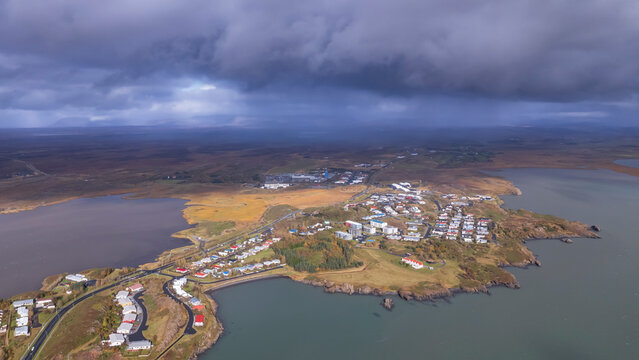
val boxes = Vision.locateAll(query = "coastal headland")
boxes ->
[0,128,635,359]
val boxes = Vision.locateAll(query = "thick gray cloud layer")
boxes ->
[0,0,638,127]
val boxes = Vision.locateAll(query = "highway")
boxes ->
[23,266,170,360]
[23,210,299,360]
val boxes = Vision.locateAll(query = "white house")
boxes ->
[65,274,88,283]
[115,291,129,300]
[12,299,33,308]
[383,226,398,235]
[107,333,125,347]
[401,257,424,269]
[370,219,387,228]
[122,313,137,323]
[117,322,134,334]
[263,183,291,189]
[35,298,54,309]
[122,305,137,315]
[16,307,29,318]
[14,326,29,337]
[16,317,29,327]
[127,340,152,351]
[334,231,353,240]
[118,297,133,307]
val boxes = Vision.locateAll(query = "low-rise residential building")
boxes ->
[107,333,125,346]
[362,225,376,235]
[12,299,33,308]
[122,305,137,315]
[383,226,399,235]
[401,257,424,269]
[16,306,29,318]
[194,314,204,327]
[334,231,353,240]
[35,298,55,309]
[117,322,134,334]
[16,317,29,327]
[127,283,144,293]
[403,235,421,242]
[127,340,152,351]
[65,274,88,283]
[370,219,387,228]
[345,220,363,229]
[118,297,133,307]
[122,313,137,323]
[14,326,29,337]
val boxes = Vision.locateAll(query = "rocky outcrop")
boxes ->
[534,259,542,267]
[561,237,573,244]
[298,278,393,297]
[381,298,394,310]
[591,225,601,232]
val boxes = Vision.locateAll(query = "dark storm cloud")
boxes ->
[0,0,638,127]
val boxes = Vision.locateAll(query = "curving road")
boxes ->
[23,266,171,360]
[23,210,298,360]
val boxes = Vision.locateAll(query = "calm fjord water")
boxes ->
[203,169,639,360]
[0,196,190,298]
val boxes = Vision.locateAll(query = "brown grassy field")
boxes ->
[291,248,463,292]
[182,186,365,225]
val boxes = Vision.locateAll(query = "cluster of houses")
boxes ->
[262,171,332,189]
[335,218,403,242]
[289,221,332,236]
[171,278,206,327]
[178,235,282,279]
[431,205,491,244]
[105,283,152,352]
[113,284,144,336]
[12,298,33,337]
[7,297,56,338]
[337,185,431,243]
[65,273,88,283]
[334,171,368,185]
[180,257,283,280]
[401,257,424,269]
[0,309,6,335]
[441,193,493,202]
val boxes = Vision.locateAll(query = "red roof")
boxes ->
[195,315,204,323]
[176,268,187,272]
[402,257,423,266]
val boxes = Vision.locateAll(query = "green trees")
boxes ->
[97,302,120,339]
[273,239,362,273]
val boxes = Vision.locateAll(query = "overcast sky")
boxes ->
[1,0,638,128]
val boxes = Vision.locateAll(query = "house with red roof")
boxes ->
[127,283,144,293]
[194,315,204,327]
[401,257,424,269]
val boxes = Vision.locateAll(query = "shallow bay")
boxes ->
[0,196,190,298]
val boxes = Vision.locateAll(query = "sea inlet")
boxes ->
[0,195,190,299]
[201,168,639,360]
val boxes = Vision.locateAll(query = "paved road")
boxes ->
[153,280,196,360]
[24,266,170,360]
[24,211,298,359]
[195,265,284,285]
[128,292,150,342]
[202,210,300,255]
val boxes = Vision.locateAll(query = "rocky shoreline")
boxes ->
[295,276,520,303]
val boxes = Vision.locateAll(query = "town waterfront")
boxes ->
[202,168,639,360]
[0,196,190,298]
